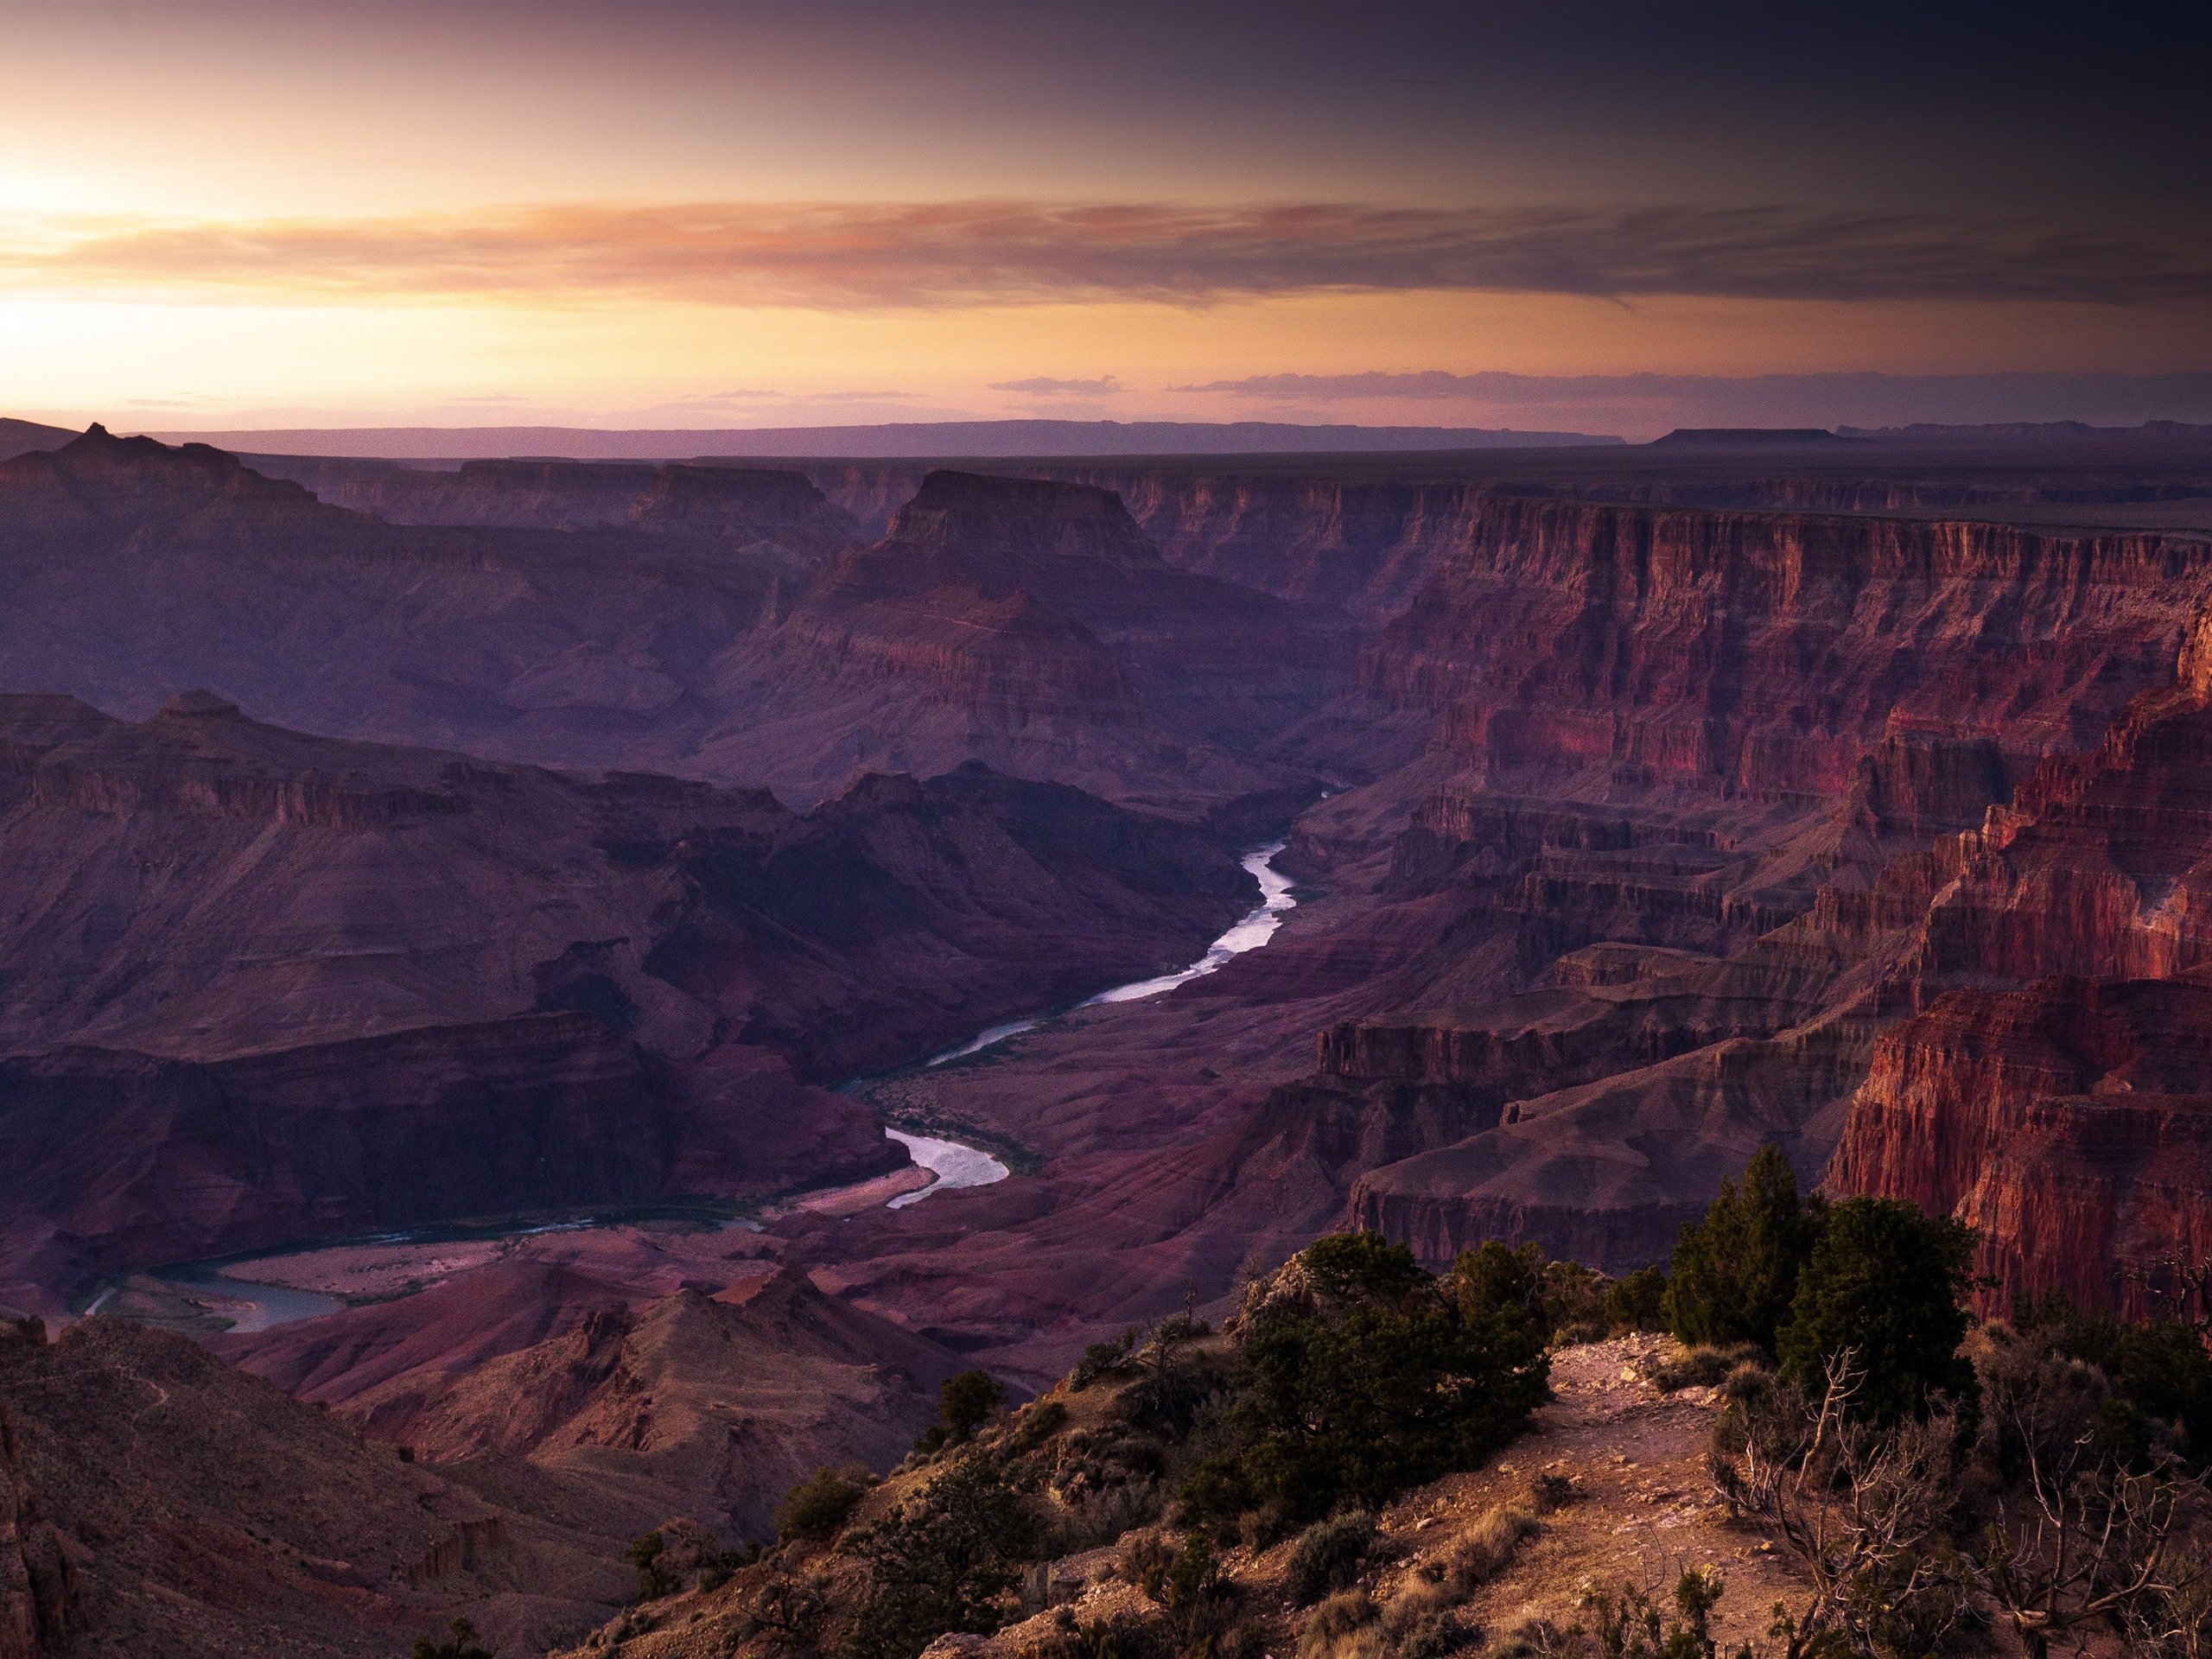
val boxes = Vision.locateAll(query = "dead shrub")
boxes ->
[1643,1342,1764,1394]
[1442,1504,1539,1598]
[1297,1590,1382,1659]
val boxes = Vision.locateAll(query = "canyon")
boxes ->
[0,682,1253,1317]
[2,419,2210,1652]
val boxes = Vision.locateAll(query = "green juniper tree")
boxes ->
[1664,1145,1824,1353]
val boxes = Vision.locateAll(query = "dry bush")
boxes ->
[1974,1326,2212,1659]
[1443,1503,1540,1597]
[1382,1578,1453,1637]
[1711,1353,1973,1658]
[1298,1590,1382,1659]
[1052,1477,1165,1554]
[1116,1530,1173,1601]
[1643,1343,1765,1395]
[1526,1474,1574,1515]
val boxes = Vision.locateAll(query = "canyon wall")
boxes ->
[1295,503,2212,1283]
[1363,496,2212,799]
[1827,621,2212,1312]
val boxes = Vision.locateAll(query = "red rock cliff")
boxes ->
[1363,496,2212,799]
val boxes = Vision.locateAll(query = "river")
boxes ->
[887,839,1298,1203]
[105,841,1300,1323]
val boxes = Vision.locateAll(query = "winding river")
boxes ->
[106,841,1300,1323]
[887,839,1298,1204]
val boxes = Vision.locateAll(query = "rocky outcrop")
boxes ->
[0,1315,637,1656]
[1035,471,1497,616]
[1824,626,2212,1311]
[708,471,1335,815]
[232,1267,964,1539]
[0,1322,77,1659]
[1266,505,2212,1281]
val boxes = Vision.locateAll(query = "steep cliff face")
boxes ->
[1830,977,2212,1317]
[1903,683,2212,995]
[1823,630,2212,1310]
[1032,469,1497,616]
[1363,496,2212,799]
[0,696,1253,1312]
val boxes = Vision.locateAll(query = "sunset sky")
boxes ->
[6,0,2209,437]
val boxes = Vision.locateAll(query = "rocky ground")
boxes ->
[554,1333,1811,1659]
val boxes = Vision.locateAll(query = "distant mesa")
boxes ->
[136,416,1629,461]
[1649,427,1848,446]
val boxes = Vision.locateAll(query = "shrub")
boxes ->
[1287,1510,1376,1605]
[411,1618,494,1659]
[1442,1503,1538,1597]
[1162,1529,1236,1645]
[1072,1331,1140,1390]
[1664,1145,1824,1353]
[1538,1261,1610,1341]
[1009,1398,1071,1453]
[1527,1473,1575,1514]
[1115,1350,1230,1440]
[1452,1242,1546,1325]
[1051,1614,1172,1659]
[1577,1568,1731,1659]
[847,1458,1041,1659]
[940,1370,1007,1443]
[1395,1609,1473,1659]
[1603,1268,1668,1333]
[2018,1291,2212,1462]
[1185,1235,1548,1526]
[778,1467,863,1543]
[1297,1590,1381,1659]
[1056,1477,1165,1554]
[1119,1529,1174,1600]
[1643,1342,1764,1395]
[626,1529,672,1600]
[1777,1196,1975,1424]
[2110,1319,2212,1459]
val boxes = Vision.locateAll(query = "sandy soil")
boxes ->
[1387,1334,1808,1649]
[219,1239,507,1300]
[766,1163,937,1220]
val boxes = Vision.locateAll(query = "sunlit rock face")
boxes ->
[1283,501,2212,1285]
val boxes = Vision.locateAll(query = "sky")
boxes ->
[4,0,2209,438]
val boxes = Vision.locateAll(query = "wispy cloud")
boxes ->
[989,375,1124,395]
[5,200,2207,309]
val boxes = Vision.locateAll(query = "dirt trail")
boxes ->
[1372,1335,1809,1649]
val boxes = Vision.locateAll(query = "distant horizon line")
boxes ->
[124,416,1629,462]
[10,411,2212,467]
